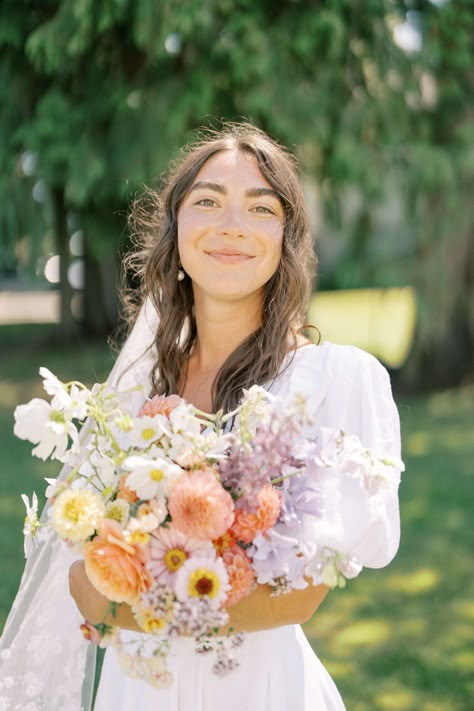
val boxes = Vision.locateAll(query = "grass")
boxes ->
[1,324,473,709]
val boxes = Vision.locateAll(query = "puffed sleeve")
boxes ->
[309,344,402,569]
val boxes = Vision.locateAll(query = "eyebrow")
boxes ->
[189,181,281,202]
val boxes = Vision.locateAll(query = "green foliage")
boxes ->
[0,0,472,383]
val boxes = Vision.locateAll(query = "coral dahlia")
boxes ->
[168,468,234,540]
[231,484,281,544]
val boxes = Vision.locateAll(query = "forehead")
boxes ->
[192,149,272,188]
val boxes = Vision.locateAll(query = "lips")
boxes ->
[205,248,253,257]
[204,248,254,263]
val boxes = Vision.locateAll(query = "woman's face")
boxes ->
[177,149,284,308]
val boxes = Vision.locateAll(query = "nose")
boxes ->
[217,205,247,239]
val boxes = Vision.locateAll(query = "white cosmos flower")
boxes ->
[39,367,65,398]
[128,416,167,449]
[14,398,78,461]
[124,456,183,500]
[39,367,89,419]
[169,404,201,436]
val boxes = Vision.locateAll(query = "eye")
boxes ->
[252,205,275,215]
[195,198,218,207]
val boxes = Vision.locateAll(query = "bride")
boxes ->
[0,123,401,710]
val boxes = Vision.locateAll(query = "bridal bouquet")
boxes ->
[14,368,403,687]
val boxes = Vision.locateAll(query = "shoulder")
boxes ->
[270,343,397,443]
[275,342,390,394]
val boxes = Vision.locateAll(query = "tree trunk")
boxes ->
[83,243,119,338]
[51,186,76,341]
[401,224,474,391]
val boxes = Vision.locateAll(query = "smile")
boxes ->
[205,250,254,264]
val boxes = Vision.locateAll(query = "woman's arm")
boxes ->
[69,560,328,634]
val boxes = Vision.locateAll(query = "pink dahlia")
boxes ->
[222,546,256,607]
[231,484,281,544]
[168,468,235,541]
[138,394,183,419]
[148,524,214,586]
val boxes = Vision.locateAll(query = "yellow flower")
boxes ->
[105,499,130,527]
[52,488,106,542]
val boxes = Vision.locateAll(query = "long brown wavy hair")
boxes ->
[123,122,317,412]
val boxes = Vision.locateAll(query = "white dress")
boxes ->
[94,342,402,711]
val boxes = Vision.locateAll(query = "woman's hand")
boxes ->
[68,560,141,631]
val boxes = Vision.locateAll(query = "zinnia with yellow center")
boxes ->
[52,488,106,542]
[174,555,229,607]
[168,468,234,540]
[148,524,214,586]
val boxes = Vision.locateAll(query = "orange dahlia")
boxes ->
[222,546,256,607]
[231,484,281,544]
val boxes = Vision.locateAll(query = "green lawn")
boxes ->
[1,325,472,710]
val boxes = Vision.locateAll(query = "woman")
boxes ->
[0,123,401,710]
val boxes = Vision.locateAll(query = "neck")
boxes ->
[191,293,263,372]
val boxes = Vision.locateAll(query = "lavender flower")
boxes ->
[219,396,307,511]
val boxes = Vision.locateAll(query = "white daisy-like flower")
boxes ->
[44,477,61,499]
[14,398,78,461]
[169,403,201,436]
[174,555,230,607]
[21,493,40,558]
[51,488,106,542]
[39,367,89,419]
[128,416,167,449]
[127,497,167,533]
[124,456,183,500]
[105,499,130,527]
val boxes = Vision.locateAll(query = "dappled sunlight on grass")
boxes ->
[333,619,391,649]
[453,599,474,620]
[452,651,474,672]
[405,431,431,456]
[322,659,354,679]
[374,688,416,710]
[428,385,474,417]
[385,568,441,595]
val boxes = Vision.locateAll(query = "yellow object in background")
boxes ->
[307,287,417,369]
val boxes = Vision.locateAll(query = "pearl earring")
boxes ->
[177,269,185,281]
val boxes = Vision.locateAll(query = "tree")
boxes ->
[0,0,472,386]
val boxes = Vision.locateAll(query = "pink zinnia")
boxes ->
[138,394,183,419]
[148,524,214,586]
[168,468,235,541]
[222,546,256,607]
[231,484,281,544]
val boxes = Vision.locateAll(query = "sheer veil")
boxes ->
[0,299,158,711]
